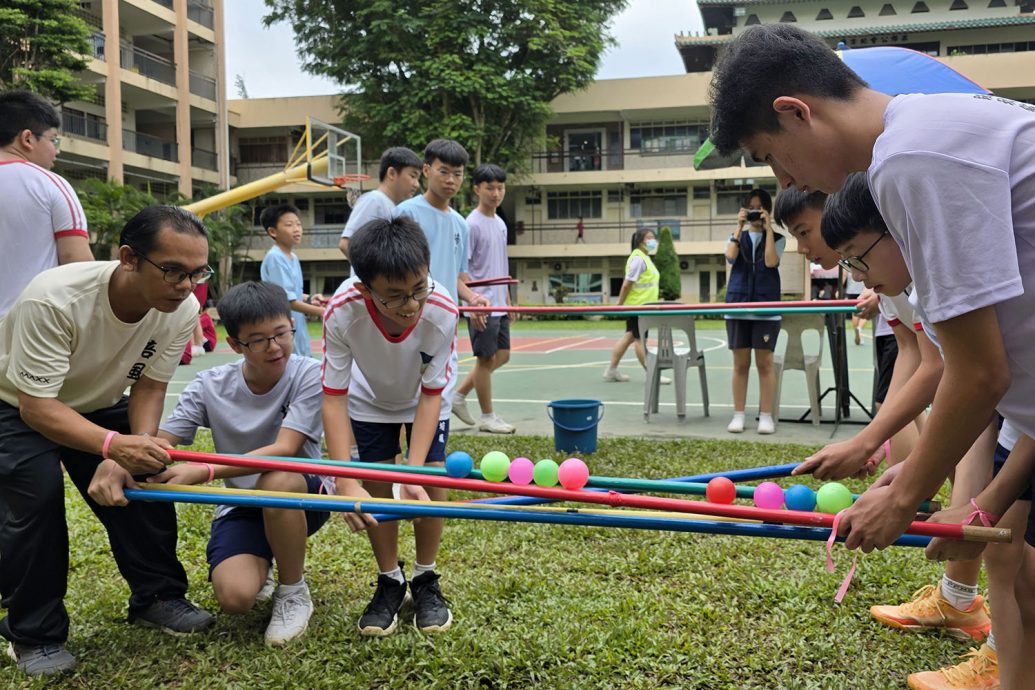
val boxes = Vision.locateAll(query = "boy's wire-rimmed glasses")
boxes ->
[133,250,215,284]
[368,279,436,310]
[836,230,888,273]
[234,329,296,353]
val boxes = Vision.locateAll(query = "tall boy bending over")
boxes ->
[322,217,459,636]
[709,24,1035,687]
[452,164,516,434]
[154,281,331,646]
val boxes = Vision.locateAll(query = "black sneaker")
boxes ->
[6,641,77,676]
[358,573,408,636]
[411,570,453,633]
[128,598,214,636]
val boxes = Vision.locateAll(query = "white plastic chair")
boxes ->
[773,313,826,426]
[638,314,709,421]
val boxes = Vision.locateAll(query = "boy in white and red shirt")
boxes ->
[0,90,93,316]
[322,216,458,638]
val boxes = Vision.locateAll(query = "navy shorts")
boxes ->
[206,473,330,577]
[351,418,449,464]
[726,319,780,352]
[873,334,899,404]
[468,315,511,358]
[625,316,642,340]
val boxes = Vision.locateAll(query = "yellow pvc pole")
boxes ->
[184,155,329,218]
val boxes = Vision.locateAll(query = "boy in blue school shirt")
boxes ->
[259,204,326,357]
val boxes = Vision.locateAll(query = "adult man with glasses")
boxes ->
[0,90,94,317]
[0,205,215,677]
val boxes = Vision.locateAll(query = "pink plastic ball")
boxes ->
[508,457,535,485]
[753,481,785,510]
[557,457,590,490]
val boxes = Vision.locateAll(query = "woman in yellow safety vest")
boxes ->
[604,229,663,383]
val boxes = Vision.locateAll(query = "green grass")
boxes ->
[24,434,966,689]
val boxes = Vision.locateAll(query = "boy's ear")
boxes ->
[354,282,371,298]
[265,227,276,238]
[226,335,243,354]
[773,96,812,126]
[422,163,431,177]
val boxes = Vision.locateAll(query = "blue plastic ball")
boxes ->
[784,484,818,512]
[444,451,474,478]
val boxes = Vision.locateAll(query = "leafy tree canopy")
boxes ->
[654,226,681,301]
[264,0,627,172]
[0,0,93,103]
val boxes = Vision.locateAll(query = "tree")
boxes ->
[264,0,627,172]
[195,189,255,298]
[0,0,94,103]
[76,178,157,258]
[655,226,681,301]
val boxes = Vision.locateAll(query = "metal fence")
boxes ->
[188,1,215,28]
[189,71,217,100]
[123,129,178,162]
[120,44,176,85]
[62,111,108,142]
[192,148,218,171]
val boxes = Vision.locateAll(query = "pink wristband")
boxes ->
[964,498,999,527]
[101,430,118,459]
[188,462,215,483]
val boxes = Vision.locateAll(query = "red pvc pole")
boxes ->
[465,276,518,287]
[167,449,1004,542]
[460,299,859,314]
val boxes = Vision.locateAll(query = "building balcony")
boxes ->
[120,43,176,86]
[189,70,217,101]
[191,148,218,170]
[515,218,733,247]
[123,129,178,162]
[188,1,215,28]
[529,147,765,175]
[62,111,108,143]
[152,0,173,8]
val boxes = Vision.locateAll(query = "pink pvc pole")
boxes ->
[167,450,1008,543]
[460,299,859,314]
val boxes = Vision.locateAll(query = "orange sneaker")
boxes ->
[907,644,999,690]
[869,584,991,641]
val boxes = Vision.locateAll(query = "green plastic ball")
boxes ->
[533,459,559,487]
[479,451,511,482]
[815,482,854,514]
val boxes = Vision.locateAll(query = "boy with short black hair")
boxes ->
[154,281,331,646]
[452,163,515,434]
[260,204,326,358]
[322,216,459,636]
[338,146,424,261]
[709,28,1035,688]
[0,90,93,316]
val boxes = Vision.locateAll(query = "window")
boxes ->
[313,197,348,225]
[699,272,711,302]
[238,136,288,164]
[949,0,968,8]
[692,186,711,200]
[816,8,834,19]
[911,1,929,12]
[547,191,602,220]
[988,0,1006,6]
[630,188,688,218]
[745,13,760,24]
[715,182,777,216]
[630,122,708,153]
[550,273,603,296]
[847,5,865,16]
[607,189,623,203]
[779,11,796,22]
[950,40,1034,55]
[879,3,897,13]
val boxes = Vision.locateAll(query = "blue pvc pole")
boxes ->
[125,487,929,547]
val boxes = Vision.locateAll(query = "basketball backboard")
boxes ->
[290,117,368,190]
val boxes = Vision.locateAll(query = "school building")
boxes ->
[53,0,232,199]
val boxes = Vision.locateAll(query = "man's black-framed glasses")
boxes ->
[133,250,214,284]
[837,230,888,273]
[369,279,435,310]
[234,329,296,353]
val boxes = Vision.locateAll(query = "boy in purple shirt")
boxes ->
[452,164,515,434]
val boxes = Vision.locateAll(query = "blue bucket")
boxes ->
[546,399,604,454]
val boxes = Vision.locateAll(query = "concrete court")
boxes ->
[165,320,878,451]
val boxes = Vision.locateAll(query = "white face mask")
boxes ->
[644,239,658,252]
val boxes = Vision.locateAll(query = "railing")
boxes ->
[73,8,103,29]
[514,218,734,246]
[89,32,106,61]
[120,43,176,85]
[188,1,215,28]
[188,70,217,100]
[192,148,218,170]
[123,129,178,162]
[62,111,108,142]
[152,0,174,8]
[246,227,344,250]
[528,147,768,174]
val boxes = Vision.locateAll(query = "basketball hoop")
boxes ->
[334,173,371,187]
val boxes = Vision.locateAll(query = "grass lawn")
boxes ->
[30,434,966,689]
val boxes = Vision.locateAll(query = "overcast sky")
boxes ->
[225,0,706,99]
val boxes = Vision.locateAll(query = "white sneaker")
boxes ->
[264,582,314,646]
[451,395,476,426]
[727,415,745,433]
[479,414,516,434]
[603,368,630,382]
[757,415,776,435]
[256,566,276,604]
[659,375,672,385]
